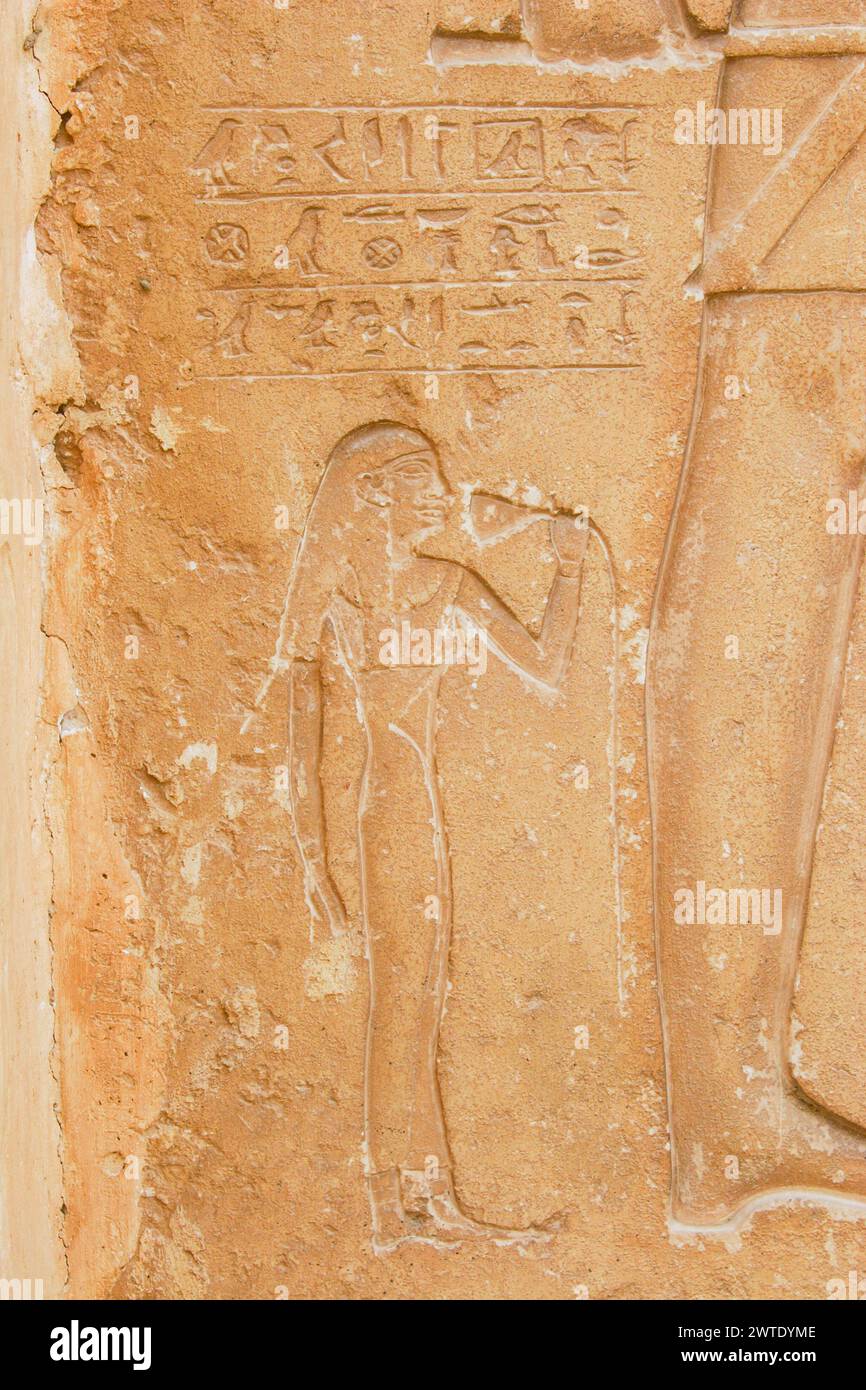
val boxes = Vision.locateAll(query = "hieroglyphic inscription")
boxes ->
[190,106,648,378]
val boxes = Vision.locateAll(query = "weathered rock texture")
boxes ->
[5,0,866,1299]
[1,0,71,1302]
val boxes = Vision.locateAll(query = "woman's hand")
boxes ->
[305,859,350,938]
[551,514,590,573]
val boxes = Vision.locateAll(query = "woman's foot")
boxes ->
[369,1167,461,1254]
[404,1168,560,1245]
[372,1212,463,1255]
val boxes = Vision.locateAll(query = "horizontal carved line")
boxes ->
[196,363,643,380]
[195,190,643,204]
[203,277,644,292]
[201,103,647,113]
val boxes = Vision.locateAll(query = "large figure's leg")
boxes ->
[648,290,866,1226]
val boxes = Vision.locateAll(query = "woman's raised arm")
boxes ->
[454,517,589,692]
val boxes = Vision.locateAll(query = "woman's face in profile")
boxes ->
[382,450,452,543]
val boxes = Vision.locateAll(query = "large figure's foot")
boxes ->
[670,1091,866,1232]
[672,1178,866,1234]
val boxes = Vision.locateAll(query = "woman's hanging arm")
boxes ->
[289,656,349,937]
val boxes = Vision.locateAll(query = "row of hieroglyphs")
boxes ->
[195,200,643,280]
[190,107,647,197]
[192,282,643,377]
[189,107,647,377]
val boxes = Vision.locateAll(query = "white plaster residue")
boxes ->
[179,742,217,775]
[139,782,176,830]
[181,897,204,927]
[519,483,544,508]
[59,706,89,739]
[272,776,291,815]
[788,1014,810,1081]
[151,404,182,453]
[623,627,649,685]
[303,935,358,1000]
[692,1142,705,1187]
[181,843,202,888]
[224,984,261,1039]
[19,226,81,403]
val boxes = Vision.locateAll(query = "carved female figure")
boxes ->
[285,421,587,1250]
